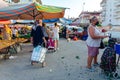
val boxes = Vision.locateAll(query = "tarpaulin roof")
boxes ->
[11,19,58,24]
[11,18,72,24]
[42,18,72,24]
[0,2,66,20]
[59,18,72,24]
[12,20,34,24]
[43,18,59,23]
[0,20,12,24]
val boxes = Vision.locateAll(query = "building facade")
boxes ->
[101,0,120,26]
[78,11,101,26]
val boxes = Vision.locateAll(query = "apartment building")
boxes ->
[78,11,101,26]
[101,0,120,27]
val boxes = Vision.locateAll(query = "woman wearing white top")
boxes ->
[86,16,108,71]
[52,23,59,51]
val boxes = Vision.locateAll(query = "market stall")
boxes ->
[0,20,12,24]
[0,2,66,20]
[0,23,29,59]
[0,38,28,60]
[0,1,66,60]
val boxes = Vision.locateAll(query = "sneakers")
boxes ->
[93,63,99,67]
[86,67,96,72]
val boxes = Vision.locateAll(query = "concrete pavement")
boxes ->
[0,38,120,80]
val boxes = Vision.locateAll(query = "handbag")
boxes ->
[99,39,105,49]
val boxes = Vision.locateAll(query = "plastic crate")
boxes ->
[114,44,120,55]
[82,35,88,41]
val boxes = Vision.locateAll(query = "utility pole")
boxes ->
[82,2,85,11]
[82,2,85,25]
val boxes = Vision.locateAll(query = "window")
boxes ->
[110,9,112,11]
[109,19,111,22]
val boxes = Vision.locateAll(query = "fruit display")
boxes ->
[15,38,28,43]
[0,40,15,50]
[0,37,28,51]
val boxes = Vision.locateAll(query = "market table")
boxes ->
[11,38,28,53]
[0,38,28,54]
[15,38,28,43]
[0,40,17,56]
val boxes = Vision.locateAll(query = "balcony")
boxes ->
[114,13,120,19]
[101,18,105,22]
[103,7,106,10]
[115,1,120,7]
[101,11,106,15]
[114,7,120,13]
[115,11,120,15]
[101,15,105,18]
[114,14,117,17]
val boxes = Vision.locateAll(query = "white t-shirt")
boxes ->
[52,26,59,38]
[12,29,18,35]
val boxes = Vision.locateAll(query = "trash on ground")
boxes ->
[9,56,17,59]
[68,73,70,76]
[61,56,65,59]
[49,69,52,72]
[75,56,80,59]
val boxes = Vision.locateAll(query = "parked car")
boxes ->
[66,25,83,39]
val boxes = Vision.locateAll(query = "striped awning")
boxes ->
[0,2,66,20]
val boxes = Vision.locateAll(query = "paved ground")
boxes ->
[0,38,120,80]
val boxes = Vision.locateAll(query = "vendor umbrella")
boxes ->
[0,2,66,20]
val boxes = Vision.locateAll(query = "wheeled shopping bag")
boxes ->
[100,38,119,79]
[47,38,55,53]
[31,45,47,67]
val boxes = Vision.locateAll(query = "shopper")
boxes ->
[86,16,108,72]
[52,23,60,51]
[42,23,49,47]
[31,19,46,48]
